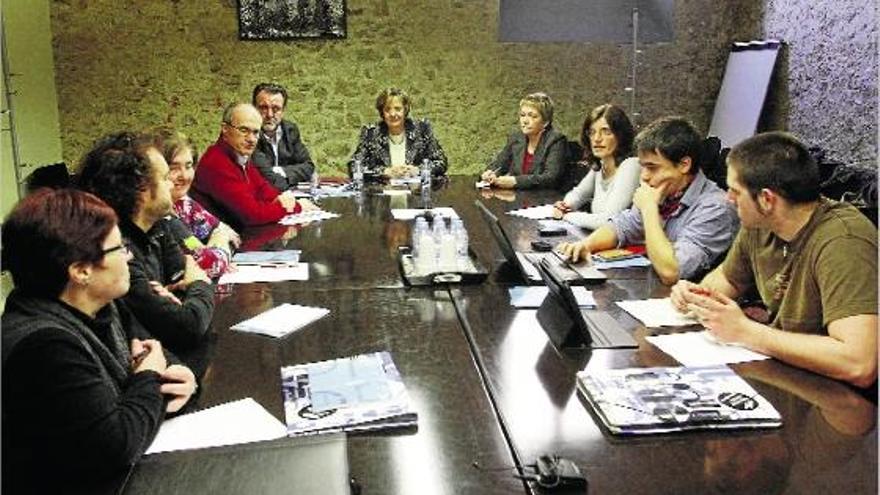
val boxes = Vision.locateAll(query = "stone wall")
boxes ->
[51,0,784,176]
[762,0,877,167]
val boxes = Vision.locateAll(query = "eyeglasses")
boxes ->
[102,242,131,257]
[224,123,260,138]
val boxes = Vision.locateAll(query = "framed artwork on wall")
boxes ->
[237,0,347,40]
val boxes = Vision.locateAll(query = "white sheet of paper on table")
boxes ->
[218,263,309,284]
[145,398,287,455]
[382,189,411,196]
[506,204,556,220]
[508,286,596,308]
[646,331,770,366]
[279,210,340,225]
[616,298,699,327]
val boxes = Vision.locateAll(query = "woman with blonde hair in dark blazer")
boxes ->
[482,92,568,189]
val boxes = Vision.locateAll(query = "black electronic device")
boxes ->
[535,256,637,350]
[516,454,588,492]
[474,200,606,285]
[531,240,553,252]
[538,223,568,237]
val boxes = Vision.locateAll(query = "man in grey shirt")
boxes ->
[559,117,738,284]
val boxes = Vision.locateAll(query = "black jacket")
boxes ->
[347,117,448,178]
[252,119,316,190]
[486,126,568,189]
[2,291,165,492]
[120,218,214,354]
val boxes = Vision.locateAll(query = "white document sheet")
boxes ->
[389,177,421,186]
[231,303,330,338]
[506,204,556,220]
[391,207,459,220]
[646,331,770,366]
[381,189,411,196]
[616,298,699,327]
[218,263,309,284]
[279,210,340,225]
[145,398,287,455]
[508,286,596,308]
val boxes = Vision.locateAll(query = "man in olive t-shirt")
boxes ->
[670,132,877,389]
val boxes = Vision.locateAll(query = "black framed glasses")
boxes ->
[102,242,131,257]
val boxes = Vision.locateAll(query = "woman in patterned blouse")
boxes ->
[159,129,239,278]
[347,87,448,180]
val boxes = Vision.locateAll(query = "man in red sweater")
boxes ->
[192,103,309,227]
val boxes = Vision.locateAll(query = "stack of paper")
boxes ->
[146,398,287,454]
[280,210,340,225]
[233,250,301,265]
[231,303,330,338]
[616,298,699,327]
[508,286,596,308]
[506,204,556,220]
[281,351,417,436]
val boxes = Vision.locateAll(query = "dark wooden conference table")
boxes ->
[120,177,877,495]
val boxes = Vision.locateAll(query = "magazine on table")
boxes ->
[281,351,417,436]
[576,365,782,435]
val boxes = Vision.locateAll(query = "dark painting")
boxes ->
[238,0,346,40]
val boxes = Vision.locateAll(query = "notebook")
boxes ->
[280,351,417,437]
[576,365,782,435]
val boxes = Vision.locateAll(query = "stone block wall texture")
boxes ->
[51,0,874,176]
[762,0,877,167]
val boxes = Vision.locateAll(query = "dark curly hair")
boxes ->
[579,104,635,170]
[76,132,159,221]
[2,188,118,298]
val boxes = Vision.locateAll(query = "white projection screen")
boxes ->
[708,41,781,147]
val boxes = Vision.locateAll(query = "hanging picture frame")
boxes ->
[237,0,347,40]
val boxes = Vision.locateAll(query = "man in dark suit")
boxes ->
[250,82,316,190]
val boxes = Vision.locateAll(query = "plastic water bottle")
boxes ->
[352,159,364,191]
[439,222,457,272]
[420,159,432,208]
[432,218,446,271]
[310,170,320,198]
[412,217,428,262]
[451,218,470,269]
[416,221,435,274]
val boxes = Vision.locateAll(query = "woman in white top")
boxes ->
[553,104,640,230]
